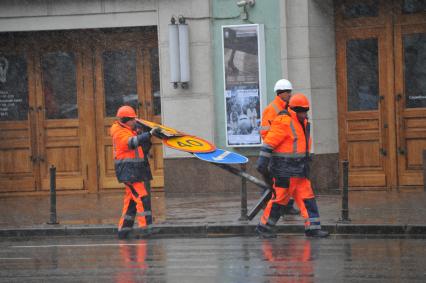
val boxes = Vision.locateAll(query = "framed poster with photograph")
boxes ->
[222,24,266,147]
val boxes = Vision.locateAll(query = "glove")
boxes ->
[255,145,273,175]
[256,155,270,175]
[150,127,166,139]
[137,132,152,154]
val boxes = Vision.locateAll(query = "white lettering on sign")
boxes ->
[212,151,231,161]
[409,95,426,100]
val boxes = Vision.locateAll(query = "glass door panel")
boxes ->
[103,50,138,116]
[395,25,426,186]
[0,52,36,192]
[41,52,78,119]
[337,28,390,188]
[403,33,426,108]
[346,38,379,111]
[38,49,84,190]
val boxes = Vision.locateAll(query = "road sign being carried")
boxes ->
[136,118,184,138]
[163,135,216,153]
[194,149,248,164]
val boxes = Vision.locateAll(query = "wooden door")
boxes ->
[95,28,164,190]
[394,8,426,187]
[34,32,93,191]
[0,38,38,192]
[336,0,426,189]
[337,27,391,188]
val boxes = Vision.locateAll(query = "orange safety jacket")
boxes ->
[110,121,152,183]
[259,96,287,140]
[262,109,311,178]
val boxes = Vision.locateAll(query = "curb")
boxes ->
[1,223,426,238]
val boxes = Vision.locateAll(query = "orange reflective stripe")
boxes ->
[289,120,298,153]
[271,102,280,114]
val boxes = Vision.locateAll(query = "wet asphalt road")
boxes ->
[1,235,426,282]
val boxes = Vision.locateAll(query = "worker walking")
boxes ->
[255,94,329,238]
[259,79,299,215]
[110,105,155,239]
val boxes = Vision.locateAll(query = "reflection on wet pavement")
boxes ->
[1,235,425,282]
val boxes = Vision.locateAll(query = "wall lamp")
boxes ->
[168,16,190,89]
[236,0,255,20]
[236,0,255,7]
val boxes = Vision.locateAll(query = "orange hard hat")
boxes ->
[116,105,137,118]
[289,93,310,111]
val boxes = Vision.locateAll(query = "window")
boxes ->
[404,33,426,108]
[0,54,29,121]
[346,38,379,111]
[103,50,137,117]
[41,52,78,119]
[342,0,379,18]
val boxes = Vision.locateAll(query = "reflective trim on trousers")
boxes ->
[309,217,320,223]
[122,214,135,221]
[304,218,321,230]
[137,211,152,216]
[305,225,321,231]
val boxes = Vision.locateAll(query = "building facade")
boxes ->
[0,0,425,196]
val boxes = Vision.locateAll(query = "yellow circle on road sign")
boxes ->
[163,135,216,153]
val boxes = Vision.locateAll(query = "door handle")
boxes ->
[380,148,387,156]
[398,147,406,155]
[396,93,402,101]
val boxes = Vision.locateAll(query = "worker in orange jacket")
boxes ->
[110,105,155,239]
[259,79,299,216]
[255,94,329,238]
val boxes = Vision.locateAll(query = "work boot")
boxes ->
[136,227,153,239]
[117,228,132,240]
[305,229,329,238]
[255,225,277,239]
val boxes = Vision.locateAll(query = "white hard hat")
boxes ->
[273,79,293,92]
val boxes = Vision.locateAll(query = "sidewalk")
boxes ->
[1,189,426,237]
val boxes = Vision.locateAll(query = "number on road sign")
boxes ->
[163,135,216,153]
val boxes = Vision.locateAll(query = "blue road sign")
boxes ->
[194,148,248,164]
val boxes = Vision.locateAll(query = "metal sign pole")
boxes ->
[211,163,272,220]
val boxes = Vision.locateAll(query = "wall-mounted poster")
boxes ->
[222,24,266,147]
